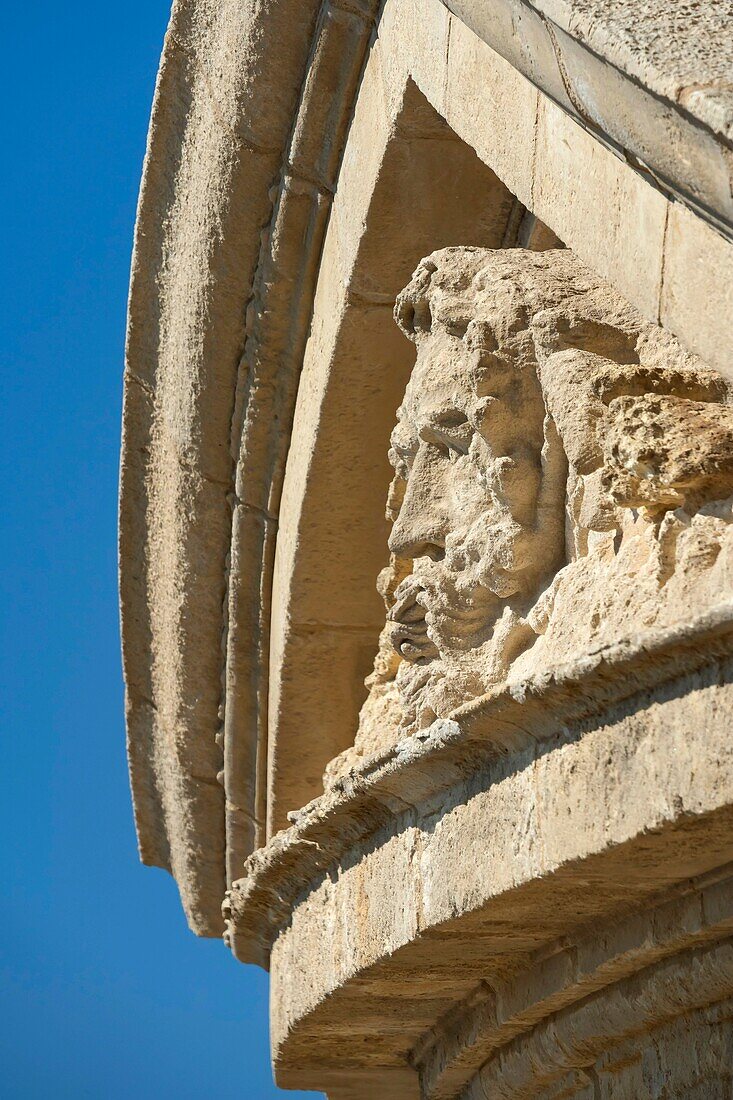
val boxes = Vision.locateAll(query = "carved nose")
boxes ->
[388,448,449,560]
[388,525,445,560]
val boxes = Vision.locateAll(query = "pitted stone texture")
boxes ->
[228,658,733,1096]
[329,247,733,777]
[124,0,733,936]
[539,0,733,132]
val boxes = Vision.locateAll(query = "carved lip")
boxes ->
[388,586,438,663]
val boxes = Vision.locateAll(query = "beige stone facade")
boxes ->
[121,2,733,1095]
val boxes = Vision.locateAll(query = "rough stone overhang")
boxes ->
[120,0,733,935]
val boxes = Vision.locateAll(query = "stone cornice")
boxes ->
[225,604,733,966]
[445,0,733,237]
[121,0,733,936]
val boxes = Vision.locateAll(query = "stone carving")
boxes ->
[329,247,733,777]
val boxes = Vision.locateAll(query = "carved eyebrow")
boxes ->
[425,409,469,429]
[420,415,472,455]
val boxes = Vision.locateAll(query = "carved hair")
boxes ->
[395,247,510,347]
[396,247,733,519]
[394,246,594,350]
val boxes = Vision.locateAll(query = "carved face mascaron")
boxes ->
[351,246,733,748]
[386,318,561,667]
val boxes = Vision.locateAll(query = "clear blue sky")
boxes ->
[1,6,320,1097]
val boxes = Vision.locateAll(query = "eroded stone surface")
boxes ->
[123,0,733,933]
[124,4,733,1097]
[330,247,733,777]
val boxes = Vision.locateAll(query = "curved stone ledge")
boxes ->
[122,0,733,935]
[224,637,733,1095]
[226,605,733,964]
[422,879,733,1099]
[462,938,733,1099]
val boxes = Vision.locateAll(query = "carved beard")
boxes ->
[391,510,542,657]
[389,508,547,734]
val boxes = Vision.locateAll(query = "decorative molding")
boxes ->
[225,612,733,965]
[122,0,733,934]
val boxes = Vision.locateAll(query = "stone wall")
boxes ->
[122,1,733,1095]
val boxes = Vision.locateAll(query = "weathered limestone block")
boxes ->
[330,247,733,777]
[124,3,733,1096]
[123,0,733,935]
[228,654,733,1098]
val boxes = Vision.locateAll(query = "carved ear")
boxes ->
[539,349,607,475]
[542,345,733,518]
[552,316,639,364]
[531,303,641,365]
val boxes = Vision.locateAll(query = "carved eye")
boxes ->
[444,422,473,457]
[420,415,473,457]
